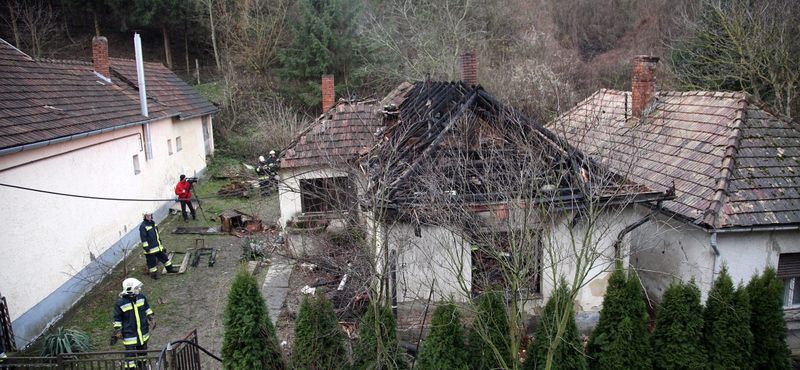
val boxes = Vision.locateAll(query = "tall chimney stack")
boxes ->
[631,55,659,118]
[322,75,335,113]
[92,36,110,81]
[461,52,477,87]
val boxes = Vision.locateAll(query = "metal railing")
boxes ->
[0,330,206,370]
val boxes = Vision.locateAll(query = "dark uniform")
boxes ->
[255,160,271,195]
[139,218,176,279]
[114,293,153,369]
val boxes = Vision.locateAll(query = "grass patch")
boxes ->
[193,82,225,105]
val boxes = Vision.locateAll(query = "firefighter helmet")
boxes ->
[142,209,153,217]
[121,278,143,296]
[259,156,265,162]
[269,150,276,155]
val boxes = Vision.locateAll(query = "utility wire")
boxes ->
[0,182,251,201]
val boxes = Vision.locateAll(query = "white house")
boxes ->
[549,56,800,347]
[0,36,217,349]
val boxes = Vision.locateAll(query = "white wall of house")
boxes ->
[629,213,717,302]
[0,114,211,348]
[391,223,472,303]
[542,206,643,313]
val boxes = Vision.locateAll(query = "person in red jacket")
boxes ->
[175,174,196,221]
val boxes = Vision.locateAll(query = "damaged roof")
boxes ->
[280,98,386,169]
[549,89,800,229]
[369,81,663,208]
[0,38,217,153]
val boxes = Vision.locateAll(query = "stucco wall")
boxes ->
[390,223,472,303]
[629,212,717,301]
[630,210,800,302]
[0,114,211,348]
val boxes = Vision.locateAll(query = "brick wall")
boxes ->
[92,36,110,80]
[631,55,660,118]
[322,75,335,113]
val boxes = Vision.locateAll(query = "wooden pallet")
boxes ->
[161,250,191,275]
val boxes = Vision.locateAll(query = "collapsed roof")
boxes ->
[367,81,664,211]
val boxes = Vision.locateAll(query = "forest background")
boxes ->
[1,0,798,159]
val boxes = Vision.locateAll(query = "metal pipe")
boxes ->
[134,33,153,161]
[710,232,720,281]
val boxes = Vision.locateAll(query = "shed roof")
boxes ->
[549,89,800,229]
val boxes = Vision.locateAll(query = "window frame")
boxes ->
[176,136,183,152]
[299,176,354,214]
[133,154,141,174]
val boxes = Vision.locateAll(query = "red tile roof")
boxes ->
[549,89,800,229]
[0,38,216,152]
[281,82,415,169]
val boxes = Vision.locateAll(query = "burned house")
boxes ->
[278,56,669,317]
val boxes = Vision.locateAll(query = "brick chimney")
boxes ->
[322,75,335,113]
[92,36,110,81]
[461,52,477,87]
[631,55,659,118]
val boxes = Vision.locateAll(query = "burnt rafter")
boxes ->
[366,81,663,212]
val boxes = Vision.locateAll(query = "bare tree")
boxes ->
[669,0,800,118]
[5,0,60,58]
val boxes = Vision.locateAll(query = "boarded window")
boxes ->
[300,177,354,214]
[471,230,541,298]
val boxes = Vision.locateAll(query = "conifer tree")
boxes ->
[524,279,587,370]
[292,293,349,370]
[746,267,791,370]
[703,265,753,370]
[415,299,468,370]
[586,269,652,370]
[353,302,408,370]
[277,0,365,109]
[466,291,514,370]
[222,269,286,370]
[651,279,707,370]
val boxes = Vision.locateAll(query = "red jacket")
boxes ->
[175,180,192,200]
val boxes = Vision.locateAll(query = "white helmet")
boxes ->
[259,156,265,162]
[269,150,276,155]
[142,209,153,217]
[121,278,143,296]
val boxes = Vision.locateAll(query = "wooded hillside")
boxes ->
[3,0,798,158]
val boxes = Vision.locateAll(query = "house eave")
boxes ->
[0,113,179,157]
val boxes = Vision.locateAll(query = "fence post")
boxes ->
[165,342,174,370]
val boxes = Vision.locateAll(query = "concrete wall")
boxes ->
[0,114,211,348]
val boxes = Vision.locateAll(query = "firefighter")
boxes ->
[113,278,156,369]
[139,210,178,280]
[0,343,6,364]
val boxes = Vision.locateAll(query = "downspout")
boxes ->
[134,33,152,160]
[612,200,664,268]
[710,232,721,281]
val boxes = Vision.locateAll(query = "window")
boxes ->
[133,154,140,174]
[167,139,173,155]
[300,177,353,214]
[471,230,541,298]
[176,136,182,152]
[778,253,800,307]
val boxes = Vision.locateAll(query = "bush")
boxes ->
[352,302,408,370]
[221,269,286,369]
[524,279,587,370]
[39,327,94,356]
[466,291,513,370]
[586,269,652,370]
[703,265,752,370]
[747,267,791,370]
[415,299,468,370]
[651,279,707,370]
[292,293,349,370]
